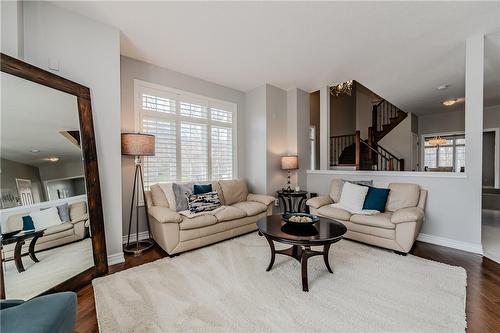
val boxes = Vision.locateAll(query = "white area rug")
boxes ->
[93,233,467,333]
[4,238,94,300]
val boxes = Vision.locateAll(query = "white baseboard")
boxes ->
[122,231,150,244]
[417,233,483,255]
[107,252,125,265]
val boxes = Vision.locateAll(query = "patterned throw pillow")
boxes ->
[187,192,221,213]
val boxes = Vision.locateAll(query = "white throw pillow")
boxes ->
[30,207,62,230]
[337,182,369,213]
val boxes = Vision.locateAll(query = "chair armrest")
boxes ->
[148,206,182,223]
[306,196,333,209]
[247,194,275,206]
[1,299,24,310]
[391,207,424,224]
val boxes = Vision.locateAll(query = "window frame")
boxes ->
[134,79,238,189]
[421,132,465,172]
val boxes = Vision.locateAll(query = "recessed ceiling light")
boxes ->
[30,149,40,153]
[437,84,450,90]
[45,157,59,162]
[442,97,465,107]
[442,99,457,106]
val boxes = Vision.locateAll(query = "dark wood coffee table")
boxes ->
[256,215,347,292]
[1,229,45,273]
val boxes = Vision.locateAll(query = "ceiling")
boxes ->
[55,1,500,115]
[1,72,83,166]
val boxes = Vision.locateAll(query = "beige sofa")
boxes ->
[307,179,426,254]
[2,201,89,259]
[145,179,274,255]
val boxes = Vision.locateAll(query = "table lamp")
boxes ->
[121,132,155,255]
[281,155,299,192]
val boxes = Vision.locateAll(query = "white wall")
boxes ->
[244,85,267,194]
[121,56,246,234]
[378,115,413,170]
[355,83,373,140]
[22,2,123,262]
[38,161,84,181]
[418,105,500,136]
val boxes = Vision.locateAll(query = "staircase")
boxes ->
[329,98,407,171]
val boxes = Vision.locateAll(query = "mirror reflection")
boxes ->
[0,72,93,299]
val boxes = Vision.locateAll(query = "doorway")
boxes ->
[482,128,500,264]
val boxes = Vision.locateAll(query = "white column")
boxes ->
[319,86,330,170]
[465,34,484,247]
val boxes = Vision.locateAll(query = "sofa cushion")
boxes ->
[150,184,170,207]
[69,202,87,221]
[187,192,221,213]
[193,184,213,195]
[342,220,395,239]
[214,206,247,222]
[363,187,390,212]
[386,183,420,212]
[317,205,351,221]
[31,207,61,230]
[179,215,217,230]
[350,212,395,229]
[219,179,249,205]
[3,213,28,233]
[44,222,74,236]
[172,183,193,211]
[337,182,369,213]
[329,179,344,203]
[232,201,267,216]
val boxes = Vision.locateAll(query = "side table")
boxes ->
[277,190,309,213]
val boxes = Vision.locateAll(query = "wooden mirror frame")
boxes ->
[0,53,108,298]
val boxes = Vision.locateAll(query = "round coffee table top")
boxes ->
[256,214,347,246]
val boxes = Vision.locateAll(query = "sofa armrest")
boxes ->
[148,206,182,223]
[391,207,424,224]
[306,196,333,209]
[247,193,275,206]
[70,213,88,224]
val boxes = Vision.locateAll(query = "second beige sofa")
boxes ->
[145,179,274,255]
[307,179,427,254]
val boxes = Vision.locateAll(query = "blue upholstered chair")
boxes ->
[0,291,77,333]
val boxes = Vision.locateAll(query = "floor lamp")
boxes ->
[121,133,155,256]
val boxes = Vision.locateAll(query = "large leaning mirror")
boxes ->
[0,54,107,299]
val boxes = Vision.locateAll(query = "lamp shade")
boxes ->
[121,133,155,156]
[281,155,299,170]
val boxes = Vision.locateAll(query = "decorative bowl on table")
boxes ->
[281,213,319,225]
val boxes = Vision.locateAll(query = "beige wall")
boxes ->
[0,158,44,205]
[121,56,246,235]
[330,91,356,137]
[355,83,374,139]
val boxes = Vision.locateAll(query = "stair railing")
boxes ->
[330,133,355,166]
[371,99,404,134]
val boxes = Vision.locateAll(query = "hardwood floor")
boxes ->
[74,240,500,333]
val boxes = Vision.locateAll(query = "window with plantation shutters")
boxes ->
[136,80,236,189]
